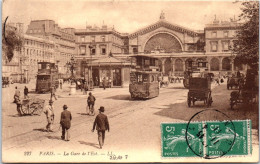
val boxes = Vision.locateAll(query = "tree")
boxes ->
[2,24,23,62]
[232,1,259,69]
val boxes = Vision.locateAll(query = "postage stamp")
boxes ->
[161,120,252,158]
[161,122,203,157]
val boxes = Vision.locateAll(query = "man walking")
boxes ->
[24,86,29,99]
[92,106,110,149]
[14,86,20,103]
[44,100,55,132]
[60,105,72,141]
[87,92,96,115]
[50,85,57,100]
[16,97,23,116]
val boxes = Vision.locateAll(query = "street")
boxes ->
[2,81,259,162]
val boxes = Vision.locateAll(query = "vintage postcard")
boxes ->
[2,0,259,163]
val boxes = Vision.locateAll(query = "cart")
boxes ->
[187,77,213,107]
[21,98,45,115]
[227,77,242,90]
[230,69,258,109]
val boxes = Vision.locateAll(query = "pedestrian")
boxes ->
[108,77,112,88]
[60,105,72,141]
[14,86,20,103]
[95,77,99,87]
[92,106,110,149]
[16,97,23,116]
[60,80,63,89]
[87,92,96,115]
[83,81,88,95]
[44,100,55,132]
[102,77,106,90]
[50,85,57,100]
[24,86,29,99]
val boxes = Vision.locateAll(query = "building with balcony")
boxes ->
[26,20,76,74]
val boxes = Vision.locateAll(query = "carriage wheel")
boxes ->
[192,98,195,105]
[187,93,191,107]
[33,105,43,116]
[21,104,34,115]
[206,92,212,107]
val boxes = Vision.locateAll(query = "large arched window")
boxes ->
[210,58,220,71]
[144,33,182,53]
[222,57,231,71]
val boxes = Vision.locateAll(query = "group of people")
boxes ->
[44,97,109,149]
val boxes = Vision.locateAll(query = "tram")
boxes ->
[129,55,160,99]
[36,62,59,93]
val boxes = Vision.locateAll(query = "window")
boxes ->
[211,31,217,38]
[101,36,105,42]
[101,48,106,55]
[210,41,218,52]
[91,36,95,42]
[222,41,230,51]
[80,46,86,55]
[224,31,228,37]
[91,48,96,55]
[81,36,85,42]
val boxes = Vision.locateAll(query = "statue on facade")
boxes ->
[160,10,165,20]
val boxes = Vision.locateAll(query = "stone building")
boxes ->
[73,12,246,87]
[74,25,131,87]
[26,20,76,74]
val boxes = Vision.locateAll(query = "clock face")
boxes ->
[144,33,182,53]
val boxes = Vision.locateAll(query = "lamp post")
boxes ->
[89,45,93,89]
[66,56,77,95]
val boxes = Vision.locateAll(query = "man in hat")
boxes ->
[87,92,96,115]
[44,100,55,132]
[13,86,20,103]
[60,105,72,141]
[92,106,110,149]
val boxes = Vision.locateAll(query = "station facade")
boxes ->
[74,12,245,87]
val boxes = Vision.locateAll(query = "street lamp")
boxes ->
[66,56,77,95]
[89,45,93,89]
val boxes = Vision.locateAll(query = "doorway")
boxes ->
[113,68,121,86]
[92,69,100,86]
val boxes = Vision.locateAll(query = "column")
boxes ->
[160,58,166,75]
[171,58,175,75]
[219,57,223,71]
[121,68,124,88]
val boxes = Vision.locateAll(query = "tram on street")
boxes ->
[36,62,59,93]
[129,55,160,99]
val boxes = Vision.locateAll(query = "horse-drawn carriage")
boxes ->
[20,98,45,115]
[187,77,213,107]
[227,76,243,90]
[230,69,258,109]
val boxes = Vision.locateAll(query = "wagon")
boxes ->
[21,98,45,115]
[187,77,213,107]
[227,77,242,90]
[230,69,258,109]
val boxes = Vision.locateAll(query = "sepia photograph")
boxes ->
[2,0,259,162]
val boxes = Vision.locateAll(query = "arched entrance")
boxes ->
[210,58,220,71]
[164,58,172,76]
[185,58,194,71]
[222,57,231,71]
[144,33,182,53]
[175,59,184,71]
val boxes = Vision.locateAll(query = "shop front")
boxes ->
[79,57,132,88]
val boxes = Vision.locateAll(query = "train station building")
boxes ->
[73,12,246,87]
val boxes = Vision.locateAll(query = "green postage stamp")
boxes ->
[161,120,252,158]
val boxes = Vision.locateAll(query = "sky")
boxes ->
[2,0,243,33]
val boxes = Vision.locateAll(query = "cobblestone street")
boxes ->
[2,81,259,162]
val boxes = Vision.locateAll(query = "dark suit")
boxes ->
[92,113,109,148]
[60,110,72,140]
